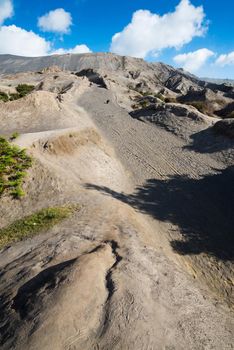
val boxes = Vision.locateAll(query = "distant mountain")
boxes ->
[0,53,233,118]
[201,77,234,86]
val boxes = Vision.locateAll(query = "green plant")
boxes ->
[10,132,20,140]
[9,93,21,101]
[0,91,9,102]
[0,206,79,248]
[139,100,148,108]
[154,93,165,102]
[16,84,34,97]
[0,137,32,199]
[141,91,152,96]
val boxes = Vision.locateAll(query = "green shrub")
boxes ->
[139,100,149,108]
[154,93,165,102]
[0,206,79,248]
[0,137,32,199]
[0,85,34,103]
[0,91,9,102]
[16,84,34,97]
[10,132,19,140]
[9,93,21,101]
[141,91,152,96]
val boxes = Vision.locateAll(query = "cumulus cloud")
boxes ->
[52,44,92,55]
[0,25,51,56]
[0,5,91,57]
[0,25,91,57]
[0,0,13,25]
[216,52,234,66]
[173,48,214,72]
[38,8,72,34]
[110,0,207,58]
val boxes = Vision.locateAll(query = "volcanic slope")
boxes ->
[0,54,233,350]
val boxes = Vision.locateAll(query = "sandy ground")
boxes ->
[78,85,234,302]
[0,69,233,350]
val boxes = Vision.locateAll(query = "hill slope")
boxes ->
[0,53,233,350]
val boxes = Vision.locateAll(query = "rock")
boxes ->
[213,118,234,138]
[216,102,234,118]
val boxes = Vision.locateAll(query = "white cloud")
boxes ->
[216,52,234,66]
[0,5,90,57]
[0,0,13,24]
[0,25,91,57]
[173,48,214,72]
[110,0,207,58]
[0,25,51,56]
[52,44,92,55]
[38,8,72,34]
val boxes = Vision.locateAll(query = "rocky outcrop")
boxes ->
[130,102,210,139]
[213,119,234,138]
[76,68,107,88]
[216,102,234,118]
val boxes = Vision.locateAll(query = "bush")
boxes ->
[141,91,152,96]
[9,93,21,101]
[139,100,149,108]
[0,91,9,102]
[154,93,165,102]
[0,84,34,103]
[10,132,19,140]
[16,84,34,97]
[0,137,32,199]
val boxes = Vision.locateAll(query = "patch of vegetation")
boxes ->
[131,100,151,110]
[0,137,32,199]
[9,93,21,101]
[16,84,34,97]
[154,93,165,102]
[185,101,207,114]
[0,91,9,102]
[139,100,149,108]
[10,132,19,141]
[141,91,152,96]
[165,97,177,103]
[0,206,79,248]
[0,84,34,103]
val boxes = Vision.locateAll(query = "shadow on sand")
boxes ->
[184,126,234,153]
[85,166,234,260]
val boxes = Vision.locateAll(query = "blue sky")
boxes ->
[0,0,234,78]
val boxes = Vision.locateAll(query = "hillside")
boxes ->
[0,53,233,350]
